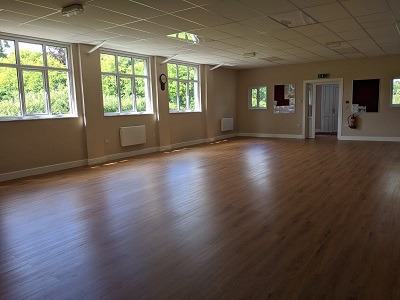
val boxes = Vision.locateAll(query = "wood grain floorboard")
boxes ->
[1,136,400,299]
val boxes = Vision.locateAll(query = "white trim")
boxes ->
[170,138,206,149]
[0,159,87,182]
[106,147,158,161]
[159,145,172,152]
[87,157,107,165]
[340,136,400,142]
[206,133,237,143]
[238,133,303,139]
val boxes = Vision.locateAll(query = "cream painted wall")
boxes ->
[237,55,400,138]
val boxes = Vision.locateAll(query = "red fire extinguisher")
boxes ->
[348,114,357,129]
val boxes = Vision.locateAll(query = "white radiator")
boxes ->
[120,125,146,147]
[221,118,234,132]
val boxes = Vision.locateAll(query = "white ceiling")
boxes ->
[0,0,399,69]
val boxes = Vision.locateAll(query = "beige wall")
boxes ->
[237,55,400,138]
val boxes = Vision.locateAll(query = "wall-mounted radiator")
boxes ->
[120,125,146,147]
[221,118,234,132]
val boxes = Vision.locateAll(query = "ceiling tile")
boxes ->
[343,53,366,58]
[213,23,258,37]
[303,3,352,22]
[83,5,139,25]
[387,0,400,20]
[348,38,377,47]
[202,40,236,50]
[288,37,320,47]
[133,0,195,13]
[45,12,114,30]
[336,30,370,41]
[124,20,177,36]
[0,9,38,23]
[311,33,343,44]
[293,24,332,36]
[241,34,281,44]
[102,26,155,39]
[4,24,75,41]
[149,14,204,32]
[239,17,287,33]
[323,18,362,32]
[203,0,263,22]
[0,19,21,30]
[239,0,297,15]
[0,0,57,17]
[284,47,311,54]
[25,18,94,34]
[89,0,165,19]
[289,0,336,8]
[191,28,235,40]
[366,25,400,38]
[267,28,305,40]
[267,41,295,50]
[12,0,93,10]
[340,0,390,17]
[220,37,259,48]
[173,7,231,27]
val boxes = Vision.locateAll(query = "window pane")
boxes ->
[251,88,257,107]
[392,78,400,105]
[118,56,132,74]
[178,65,187,79]
[102,75,118,113]
[134,58,146,76]
[100,54,116,73]
[168,80,177,111]
[188,67,197,80]
[46,46,67,68]
[23,70,46,114]
[0,39,16,64]
[135,78,147,112]
[0,67,20,116]
[48,71,70,115]
[19,42,44,66]
[167,63,176,78]
[189,82,195,110]
[259,87,267,108]
[179,82,187,110]
[120,77,133,111]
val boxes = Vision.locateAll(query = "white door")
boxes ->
[321,84,339,133]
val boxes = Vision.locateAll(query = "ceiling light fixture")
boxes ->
[243,52,257,58]
[62,4,84,17]
[325,41,341,48]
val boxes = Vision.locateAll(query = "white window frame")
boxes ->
[100,50,152,115]
[249,86,267,109]
[167,62,200,113]
[390,77,400,107]
[0,35,76,121]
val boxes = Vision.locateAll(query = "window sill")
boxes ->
[0,114,78,122]
[104,112,154,117]
[169,110,202,114]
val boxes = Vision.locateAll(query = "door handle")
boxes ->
[332,107,336,114]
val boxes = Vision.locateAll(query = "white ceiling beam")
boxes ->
[209,63,224,71]
[160,54,178,64]
[87,40,107,54]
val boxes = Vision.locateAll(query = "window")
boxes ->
[249,86,267,109]
[0,37,74,119]
[167,63,200,112]
[100,52,151,114]
[391,78,400,106]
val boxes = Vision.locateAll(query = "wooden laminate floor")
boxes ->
[1,136,400,299]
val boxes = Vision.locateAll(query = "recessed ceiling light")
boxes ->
[325,41,341,48]
[62,4,84,17]
[243,52,256,58]
[270,10,317,28]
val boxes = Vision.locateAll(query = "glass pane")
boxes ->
[168,80,177,111]
[48,71,70,115]
[0,39,16,64]
[188,66,197,80]
[46,46,67,68]
[100,54,116,73]
[178,65,187,79]
[0,67,20,117]
[134,58,147,76]
[118,56,132,74]
[101,75,118,113]
[167,63,176,78]
[135,77,147,112]
[259,86,267,108]
[392,78,400,105]
[120,77,133,111]
[179,82,187,110]
[19,42,44,66]
[285,83,295,98]
[189,82,195,110]
[23,70,46,114]
[251,88,257,107]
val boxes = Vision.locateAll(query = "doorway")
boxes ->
[303,78,343,139]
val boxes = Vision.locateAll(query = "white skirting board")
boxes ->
[120,125,146,146]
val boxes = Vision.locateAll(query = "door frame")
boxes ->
[302,78,343,140]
